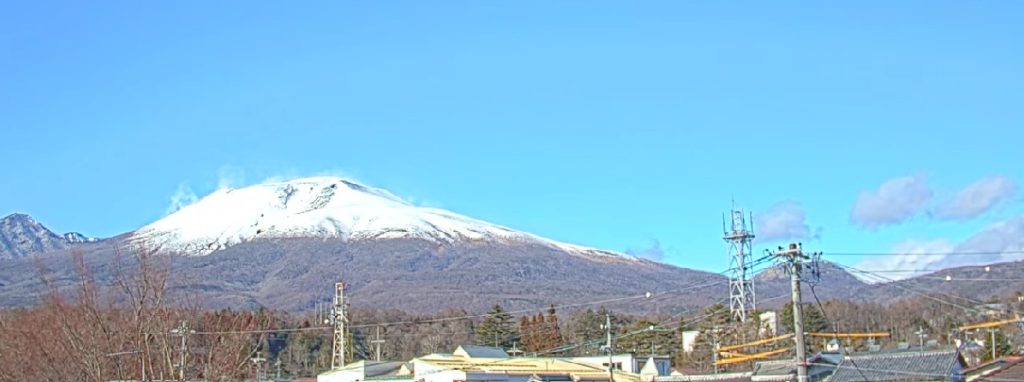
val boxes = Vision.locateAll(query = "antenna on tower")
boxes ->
[723,205,756,322]
[327,279,349,369]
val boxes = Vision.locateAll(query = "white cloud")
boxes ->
[166,183,199,215]
[755,201,819,243]
[850,175,933,228]
[934,176,1017,221]
[856,216,1024,281]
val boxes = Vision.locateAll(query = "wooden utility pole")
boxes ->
[603,313,615,382]
[371,326,386,361]
[170,321,192,382]
[773,243,810,382]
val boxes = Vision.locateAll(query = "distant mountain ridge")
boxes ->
[1,176,1022,313]
[0,213,98,260]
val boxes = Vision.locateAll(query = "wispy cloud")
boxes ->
[850,175,933,228]
[856,216,1024,280]
[626,239,666,262]
[754,201,820,243]
[934,176,1017,221]
[165,183,199,215]
[216,165,247,189]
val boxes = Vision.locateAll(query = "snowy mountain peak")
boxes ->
[63,232,99,243]
[132,177,639,262]
[1,213,94,260]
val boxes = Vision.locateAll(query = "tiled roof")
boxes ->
[828,349,963,382]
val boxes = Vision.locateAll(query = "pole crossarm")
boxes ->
[718,333,795,352]
[714,348,790,366]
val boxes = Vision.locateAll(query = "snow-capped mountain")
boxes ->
[132,177,637,262]
[63,232,99,243]
[0,213,99,260]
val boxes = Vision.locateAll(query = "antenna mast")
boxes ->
[723,207,756,322]
[329,280,348,369]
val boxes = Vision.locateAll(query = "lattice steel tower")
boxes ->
[723,208,756,322]
[329,280,349,370]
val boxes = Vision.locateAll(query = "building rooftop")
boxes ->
[453,345,510,358]
[828,348,964,382]
[972,357,1024,382]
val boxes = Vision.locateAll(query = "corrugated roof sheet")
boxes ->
[828,348,963,382]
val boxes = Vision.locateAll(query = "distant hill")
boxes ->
[0,235,725,313]
[0,213,97,260]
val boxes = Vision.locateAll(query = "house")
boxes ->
[681,331,701,353]
[454,345,511,358]
[317,360,410,382]
[965,356,1023,381]
[828,348,966,382]
[316,345,673,382]
[568,354,671,375]
[413,350,643,382]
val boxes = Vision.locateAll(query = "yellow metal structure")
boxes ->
[718,334,794,352]
[958,317,1022,331]
[714,348,790,366]
[807,332,890,338]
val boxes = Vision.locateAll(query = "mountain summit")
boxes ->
[0,213,96,260]
[132,177,637,262]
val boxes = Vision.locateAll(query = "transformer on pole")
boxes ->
[723,207,756,322]
[329,280,348,370]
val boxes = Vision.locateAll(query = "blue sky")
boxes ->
[1,1,1022,274]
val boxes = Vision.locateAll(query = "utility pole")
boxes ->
[251,356,267,381]
[712,327,720,374]
[603,313,615,382]
[371,326,386,361]
[170,321,193,382]
[772,243,810,382]
[329,280,349,370]
[915,326,927,349]
[988,328,998,360]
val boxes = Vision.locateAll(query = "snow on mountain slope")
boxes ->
[132,177,638,261]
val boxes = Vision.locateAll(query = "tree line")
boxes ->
[1,247,1021,380]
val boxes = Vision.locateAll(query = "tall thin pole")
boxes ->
[774,243,808,382]
[990,329,997,360]
[605,313,615,382]
[712,327,720,374]
[172,321,190,382]
[790,261,808,382]
[371,326,386,361]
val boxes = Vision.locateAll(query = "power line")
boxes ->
[826,250,1024,257]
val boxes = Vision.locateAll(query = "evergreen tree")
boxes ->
[617,319,676,357]
[780,302,830,334]
[475,304,518,349]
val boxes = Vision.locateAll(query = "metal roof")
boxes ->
[828,348,964,382]
[454,345,511,358]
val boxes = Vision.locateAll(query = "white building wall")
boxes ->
[681,331,700,353]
